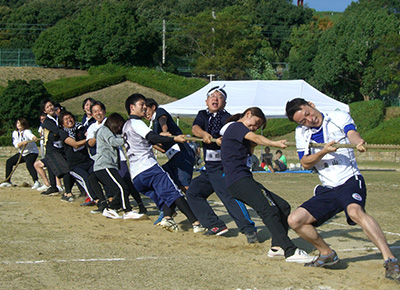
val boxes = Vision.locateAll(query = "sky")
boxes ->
[292,0,356,12]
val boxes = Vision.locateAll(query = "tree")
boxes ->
[288,16,333,82]
[170,6,262,79]
[250,0,313,61]
[33,1,160,68]
[312,0,400,103]
[0,79,51,129]
[33,19,82,67]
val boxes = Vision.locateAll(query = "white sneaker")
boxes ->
[57,186,65,194]
[193,224,206,233]
[37,184,51,191]
[159,218,179,232]
[123,211,147,220]
[31,181,41,189]
[268,247,285,258]
[102,208,122,219]
[286,248,316,263]
[0,182,12,187]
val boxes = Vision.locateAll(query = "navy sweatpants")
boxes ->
[186,168,255,234]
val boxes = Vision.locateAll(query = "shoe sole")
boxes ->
[103,214,122,219]
[311,258,340,268]
[214,228,229,236]
[123,214,149,220]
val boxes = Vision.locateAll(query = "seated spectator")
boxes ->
[0,118,40,188]
[261,146,274,172]
[273,149,287,172]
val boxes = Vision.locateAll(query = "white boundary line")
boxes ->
[1,256,169,265]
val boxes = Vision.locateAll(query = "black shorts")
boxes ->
[301,175,366,226]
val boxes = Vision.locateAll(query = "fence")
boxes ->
[0,48,37,67]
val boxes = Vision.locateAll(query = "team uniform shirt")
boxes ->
[295,110,361,187]
[12,129,39,156]
[220,122,253,188]
[193,109,231,172]
[43,115,63,153]
[122,117,158,179]
[59,125,91,168]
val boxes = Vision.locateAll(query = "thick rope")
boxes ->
[178,136,400,150]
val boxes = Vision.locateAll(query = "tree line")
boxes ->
[0,0,399,104]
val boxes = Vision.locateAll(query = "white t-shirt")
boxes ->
[122,118,157,179]
[12,129,39,156]
[295,111,361,187]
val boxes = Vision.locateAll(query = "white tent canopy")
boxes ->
[161,80,349,118]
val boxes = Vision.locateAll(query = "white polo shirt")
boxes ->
[295,111,361,187]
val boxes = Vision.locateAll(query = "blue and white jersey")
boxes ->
[295,110,361,187]
[122,117,157,179]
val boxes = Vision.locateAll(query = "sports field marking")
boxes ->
[338,246,400,253]
[327,222,400,237]
[0,256,169,265]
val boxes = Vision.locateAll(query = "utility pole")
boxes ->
[162,19,166,64]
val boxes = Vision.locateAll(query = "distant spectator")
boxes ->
[273,149,287,171]
[261,146,274,172]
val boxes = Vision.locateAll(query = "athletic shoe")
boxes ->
[384,258,400,280]
[67,194,75,202]
[193,224,206,233]
[0,182,12,187]
[60,194,69,202]
[286,248,316,264]
[37,184,51,192]
[203,226,228,236]
[159,218,179,232]
[304,250,340,267]
[40,187,59,196]
[102,208,122,219]
[31,181,41,189]
[245,232,259,244]
[268,247,285,258]
[123,211,147,220]
[153,211,164,225]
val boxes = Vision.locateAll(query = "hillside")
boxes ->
[0,67,177,118]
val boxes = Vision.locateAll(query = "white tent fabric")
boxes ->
[161,80,349,118]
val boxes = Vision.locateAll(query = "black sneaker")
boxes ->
[40,187,59,196]
[138,204,148,214]
[60,194,69,202]
[245,232,259,244]
[203,226,228,236]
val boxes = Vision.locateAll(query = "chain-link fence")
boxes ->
[0,49,37,67]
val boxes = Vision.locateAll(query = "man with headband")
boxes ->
[186,85,258,243]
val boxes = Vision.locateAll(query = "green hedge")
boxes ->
[44,74,126,102]
[349,99,384,135]
[126,67,207,99]
[0,135,12,146]
[362,117,400,144]
[263,118,298,138]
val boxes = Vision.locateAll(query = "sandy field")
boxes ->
[0,157,399,290]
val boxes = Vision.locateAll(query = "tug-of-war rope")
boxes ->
[182,136,400,150]
[2,137,399,186]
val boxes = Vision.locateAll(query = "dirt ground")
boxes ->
[0,157,399,290]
